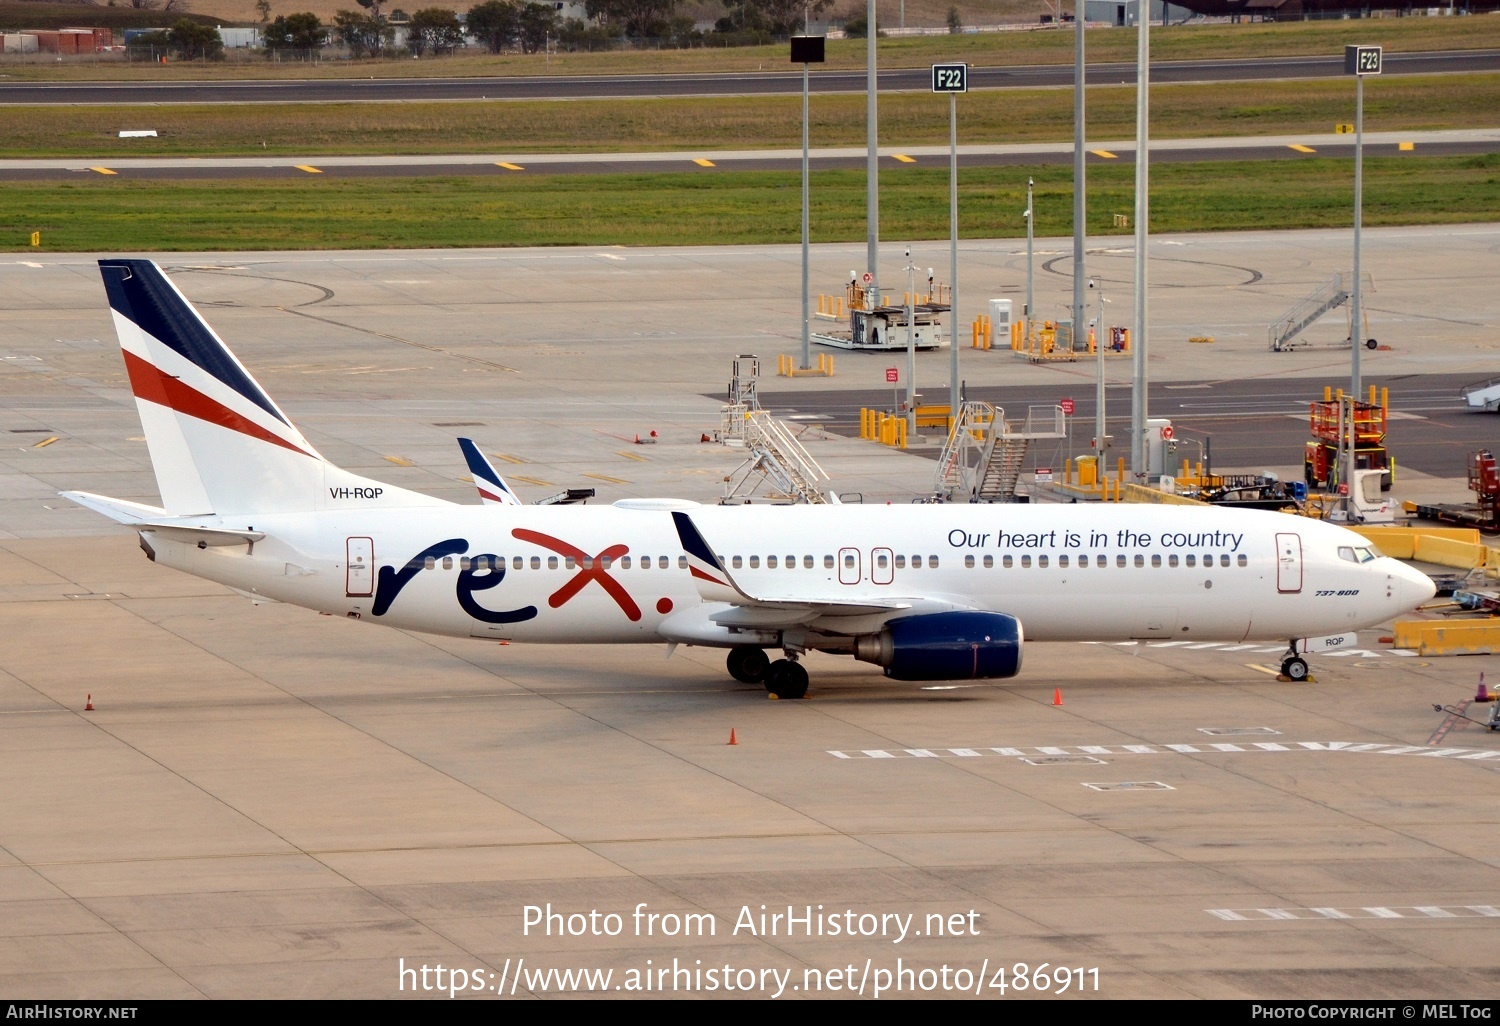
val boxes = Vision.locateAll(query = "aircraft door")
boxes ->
[871,547,894,585]
[838,547,861,585]
[1275,532,1302,593]
[346,536,374,597]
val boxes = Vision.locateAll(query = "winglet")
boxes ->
[671,511,744,604]
[458,438,522,506]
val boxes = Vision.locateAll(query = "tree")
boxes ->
[334,8,395,55]
[356,0,385,20]
[584,0,676,38]
[166,19,223,58]
[407,6,464,54]
[734,0,831,35]
[946,5,962,33]
[256,0,272,21]
[516,1,558,52]
[467,0,520,53]
[265,12,327,49]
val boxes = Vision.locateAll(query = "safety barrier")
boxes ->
[1391,620,1500,656]
[859,409,907,449]
[776,353,835,377]
[1349,526,1489,570]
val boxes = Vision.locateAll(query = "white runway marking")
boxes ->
[828,741,1500,761]
[1207,905,1500,922]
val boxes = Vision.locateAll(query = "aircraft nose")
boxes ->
[1392,563,1437,612]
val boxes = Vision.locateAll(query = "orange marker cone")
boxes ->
[728,728,738,746]
[1052,688,1063,706]
[84,694,94,711]
[1477,672,1491,703]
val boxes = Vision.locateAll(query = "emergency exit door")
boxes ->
[347,537,374,597]
[1275,532,1302,593]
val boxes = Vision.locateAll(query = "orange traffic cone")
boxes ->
[1052,688,1063,706]
[1477,672,1491,703]
[84,694,94,711]
[728,728,738,746]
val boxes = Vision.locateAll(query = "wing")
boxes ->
[670,510,975,634]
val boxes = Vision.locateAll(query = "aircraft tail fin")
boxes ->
[97,259,449,517]
[458,437,523,506]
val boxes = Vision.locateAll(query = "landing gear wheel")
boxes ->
[764,659,809,700]
[726,646,770,684]
[1365,338,1378,350]
[1281,656,1309,682]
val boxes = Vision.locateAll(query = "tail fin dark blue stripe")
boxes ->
[99,259,287,426]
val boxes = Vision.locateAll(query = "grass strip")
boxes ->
[4,16,1500,81]
[3,73,1497,158]
[5,154,1498,252]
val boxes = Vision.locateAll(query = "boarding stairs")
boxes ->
[722,410,830,504]
[1462,376,1500,412]
[935,402,1067,503]
[1268,271,1374,352]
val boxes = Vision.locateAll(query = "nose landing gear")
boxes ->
[1280,641,1311,682]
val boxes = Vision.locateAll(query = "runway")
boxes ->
[1,230,1498,998]
[2,48,1497,105]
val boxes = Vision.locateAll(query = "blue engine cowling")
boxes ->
[853,611,1023,682]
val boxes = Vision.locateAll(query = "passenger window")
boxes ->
[620,556,631,569]
[1168,554,1178,567]
[1237,554,1248,567]
[1134,554,1144,568]
[1185,554,1196,567]
[731,556,742,569]
[803,556,813,568]
[460,557,472,571]
[1151,554,1161,568]
[824,555,834,569]
[965,554,975,568]
[423,556,436,570]
[513,557,522,570]
[547,556,559,569]
[1037,555,1048,568]
[767,555,778,568]
[1021,555,1031,568]
[749,555,760,568]
[580,557,592,570]
[1003,555,1013,568]
[600,557,611,570]
[1219,554,1230,567]
[895,555,907,569]
[983,555,993,569]
[912,556,923,569]
[929,557,939,568]
[1058,555,1068,568]
[875,553,887,568]
[441,556,453,570]
[843,554,855,568]
[1116,555,1126,568]
[566,557,577,570]
[1078,554,1088,568]
[530,556,541,569]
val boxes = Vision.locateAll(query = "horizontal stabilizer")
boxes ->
[59,490,166,524]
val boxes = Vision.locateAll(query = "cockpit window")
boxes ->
[1338,545,1379,564]
[1354,546,1377,563]
[1338,546,1355,562]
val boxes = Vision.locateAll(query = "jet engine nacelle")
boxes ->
[853,611,1023,681]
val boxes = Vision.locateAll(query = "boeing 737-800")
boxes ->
[63,261,1436,699]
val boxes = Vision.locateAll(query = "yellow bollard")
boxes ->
[1065,458,1073,485]
[897,418,908,449]
[30,231,40,247]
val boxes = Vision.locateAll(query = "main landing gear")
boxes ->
[726,646,808,700]
[1280,641,1310,682]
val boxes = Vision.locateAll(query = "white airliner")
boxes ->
[63,260,1436,699]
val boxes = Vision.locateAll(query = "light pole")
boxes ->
[1025,177,1034,340]
[1130,0,1150,481]
[866,0,879,294]
[792,35,826,371]
[1072,0,1087,356]
[905,248,917,435]
[1091,276,1108,458]
[1345,43,1381,508]
[932,62,968,422]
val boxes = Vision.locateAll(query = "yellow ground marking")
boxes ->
[89,167,117,175]
[692,158,715,167]
[1090,150,1118,159]
[1399,142,1415,152]
[33,436,59,448]
[893,154,917,163]
[295,165,323,174]
[583,473,630,484]
[1288,144,1316,154]
[490,452,525,464]
[496,162,525,171]
[382,455,414,467]
[615,450,648,462]
[511,475,554,486]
